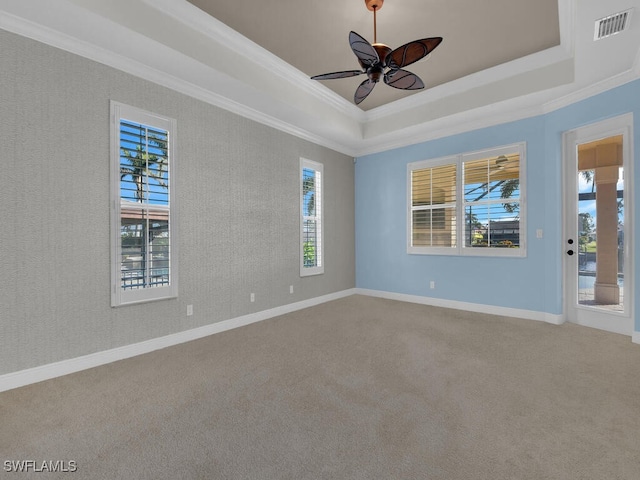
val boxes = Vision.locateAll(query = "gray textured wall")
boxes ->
[0,30,355,375]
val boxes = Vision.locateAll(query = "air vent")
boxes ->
[594,9,633,40]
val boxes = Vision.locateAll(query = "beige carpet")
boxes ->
[2,295,640,479]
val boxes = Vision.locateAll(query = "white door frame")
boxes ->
[562,113,634,336]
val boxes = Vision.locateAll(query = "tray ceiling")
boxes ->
[186,0,560,110]
[1,0,639,155]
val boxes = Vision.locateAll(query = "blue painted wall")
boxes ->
[355,78,640,331]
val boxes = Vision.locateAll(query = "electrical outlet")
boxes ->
[186,304,193,316]
[289,285,294,294]
[536,229,544,238]
[250,293,255,303]
[430,281,435,289]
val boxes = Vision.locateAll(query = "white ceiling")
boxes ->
[1,0,639,157]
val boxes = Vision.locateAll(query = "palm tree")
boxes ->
[500,178,520,215]
[465,179,520,217]
[120,131,168,203]
[302,170,315,216]
[580,170,594,192]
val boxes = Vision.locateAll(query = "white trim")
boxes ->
[366,45,573,122]
[0,289,357,393]
[633,332,640,345]
[543,70,640,115]
[562,113,634,335]
[354,288,565,325]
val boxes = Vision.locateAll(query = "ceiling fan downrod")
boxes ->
[365,0,384,43]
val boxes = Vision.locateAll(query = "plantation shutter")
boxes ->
[463,153,520,248]
[411,163,457,248]
[119,120,171,290]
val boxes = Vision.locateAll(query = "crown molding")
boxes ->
[365,45,573,123]
[543,68,640,115]
[357,67,640,157]
[355,94,548,157]
[141,0,366,123]
[2,0,639,159]
[0,6,360,156]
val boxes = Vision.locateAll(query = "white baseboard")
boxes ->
[633,332,640,345]
[354,288,565,325]
[0,289,356,393]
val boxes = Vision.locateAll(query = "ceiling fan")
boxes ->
[311,0,443,105]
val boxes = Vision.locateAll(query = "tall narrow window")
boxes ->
[111,102,177,306]
[300,158,324,276]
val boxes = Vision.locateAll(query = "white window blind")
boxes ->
[300,158,324,276]
[111,102,177,306]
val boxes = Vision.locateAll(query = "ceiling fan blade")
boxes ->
[384,69,425,90]
[354,79,376,105]
[387,37,443,69]
[349,31,379,68]
[311,70,364,81]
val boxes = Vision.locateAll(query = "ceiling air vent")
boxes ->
[594,9,633,40]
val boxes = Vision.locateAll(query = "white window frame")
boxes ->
[300,158,324,276]
[110,101,178,306]
[407,142,526,257]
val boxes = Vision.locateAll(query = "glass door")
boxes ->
[576,136,624,311]
[563,115,633,336]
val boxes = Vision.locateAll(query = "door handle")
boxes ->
[567,250,574,256]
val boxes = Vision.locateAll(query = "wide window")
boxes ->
[300,158,324,276]
[110,102,177,306]
[408,143,525,256]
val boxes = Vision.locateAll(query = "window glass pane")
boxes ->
[119,118,170,292]
[412,207,456,247]
[464,152,521,250]
[149,215,170,285]
[119,122,169,206]
[302,168,316,216]
[465,204,520,248]
[121,208,146,290]
[412,164,456,206]
[120,207,170,290]
[464,155,520,201]
[303,219,318,267]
